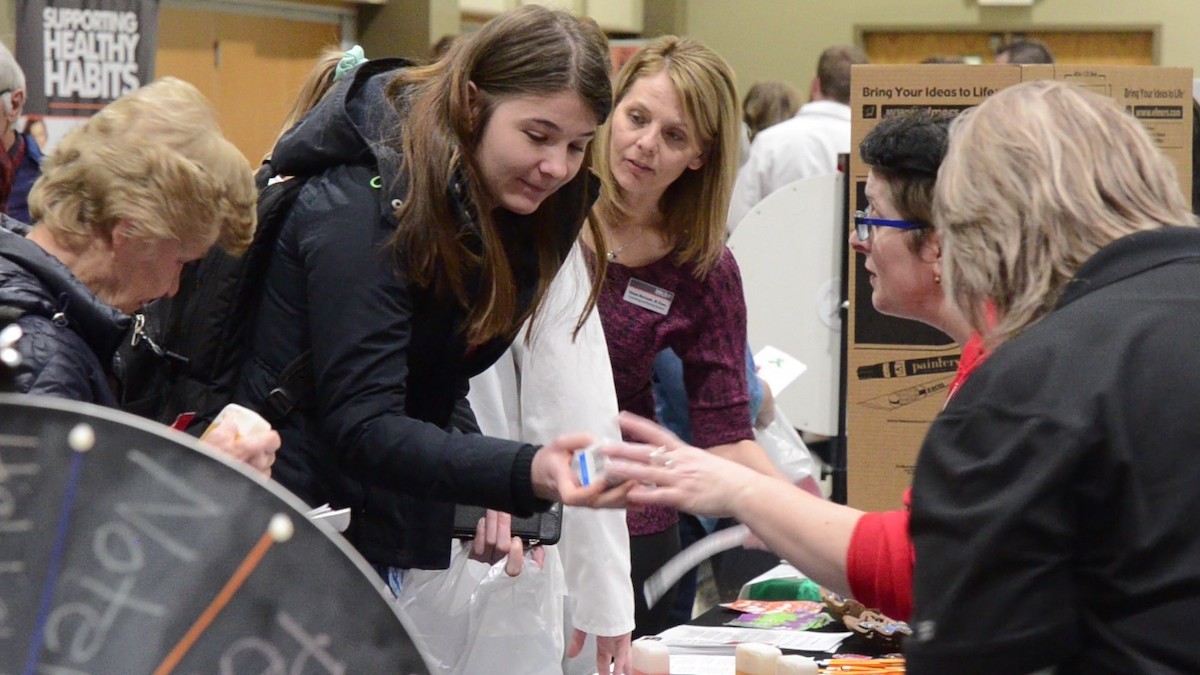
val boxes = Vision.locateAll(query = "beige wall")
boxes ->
[360,0,459,61]
[4,1,1199,111]
[681,0,1198,95]
[1,0,15,49]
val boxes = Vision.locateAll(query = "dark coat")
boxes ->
[0,219,128,406]
[909,227,1200,675]
[8,131,44,225]
[237,60,596,569]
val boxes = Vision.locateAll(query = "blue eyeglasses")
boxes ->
[854,206,923,243]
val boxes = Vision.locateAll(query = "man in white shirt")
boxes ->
[727,45,867,233]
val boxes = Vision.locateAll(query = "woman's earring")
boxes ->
[934,272,942,285]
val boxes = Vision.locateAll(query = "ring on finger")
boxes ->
[663,457,676,469]
[649,445,672,466]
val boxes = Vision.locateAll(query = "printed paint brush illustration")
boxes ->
[857,354,959,379]
[860,377,951,411]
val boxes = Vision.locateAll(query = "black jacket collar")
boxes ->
[0,226,129,362]
[1058,227,1200,310]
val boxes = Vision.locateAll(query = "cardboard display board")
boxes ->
[845,64,1193,511]
[0,394,430,673]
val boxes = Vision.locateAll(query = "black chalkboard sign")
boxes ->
[0,394,431,673]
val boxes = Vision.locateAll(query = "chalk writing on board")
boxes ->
[39,448,225,670]
[0,432,37,535]
[218,610,347,675]
[0,432,37,646]
[1,395,430,673]
[115,448,226,563]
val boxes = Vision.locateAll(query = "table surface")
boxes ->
[689,606,902,659]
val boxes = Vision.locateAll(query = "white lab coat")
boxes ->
[468,242,635,658]
[727,100,852,233]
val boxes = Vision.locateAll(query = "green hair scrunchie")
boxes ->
[334,45,368,82]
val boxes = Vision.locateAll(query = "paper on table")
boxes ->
[656,624,851,654]
[306,503,351,532]
[754,345,807,396]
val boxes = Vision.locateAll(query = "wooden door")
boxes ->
[156,6,342,163]
[863,29,1154,66]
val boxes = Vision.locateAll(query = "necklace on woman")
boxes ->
[606,229,647,261]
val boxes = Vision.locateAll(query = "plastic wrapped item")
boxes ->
[570,440,615,487]
[397,542,566,674]
[200,403,271,440]
[743,576,825,602]
[735,642,781,674]
[631,637,670,675]
[754,407,822,496]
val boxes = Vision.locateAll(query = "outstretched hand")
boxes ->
[601,412,758,518]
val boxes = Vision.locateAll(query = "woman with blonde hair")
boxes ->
[904,80,1200,673]
[587,35,783,635]
[3,77,254,392]
[96,77,257,253]
[600,109,971,624]
[0,77,277,474]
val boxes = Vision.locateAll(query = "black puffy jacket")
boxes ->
[237,60,597,569]
[0,222,128,406]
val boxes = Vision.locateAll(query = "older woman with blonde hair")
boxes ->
[0,77,276,473]
[906,80,1200,674]
[34,78,257,257]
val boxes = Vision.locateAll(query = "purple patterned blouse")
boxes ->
[597,246,754,536]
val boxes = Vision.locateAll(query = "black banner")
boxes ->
[16,0,159,116]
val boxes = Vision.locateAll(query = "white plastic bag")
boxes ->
[397,541,566,675]
[755,407,823,497]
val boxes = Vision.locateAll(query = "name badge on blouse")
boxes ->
[624,278,675,315]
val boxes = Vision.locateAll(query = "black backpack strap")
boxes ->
[128,312,190,367]
[262,349,314,423]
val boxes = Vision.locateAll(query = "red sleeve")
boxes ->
[845,489,915,620]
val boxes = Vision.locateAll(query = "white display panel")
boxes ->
[728,174,844,437]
